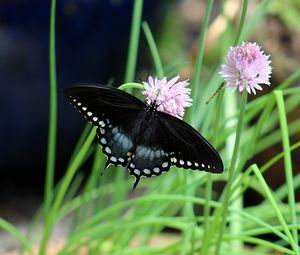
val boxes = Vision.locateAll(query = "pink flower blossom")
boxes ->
[142,75,192,119]
[220,42,272,95]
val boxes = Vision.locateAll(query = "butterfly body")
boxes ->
[64,85,223,188]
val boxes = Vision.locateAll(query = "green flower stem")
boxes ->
[118,83,144,91]
[234,0,248,45]
[224,89,244,253]
[214,92,247,255]
[142,21,164,78]
[124,0,143,83]
[200,92,247,255]
[179,0,214,249]
[45,0,57,215]
[274,90,298,245]
[222,1,248,253]
[39,129,96,255]
[252,165,300,255]
[202,89,224,241]
[114,0,143,209]
[0,218,34,255]
[190,0,214,107]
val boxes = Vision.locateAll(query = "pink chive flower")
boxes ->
[220,42,272,95]
[142,75,192,119]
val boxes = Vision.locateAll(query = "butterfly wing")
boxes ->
[64,85,223,189]
[157,111,223,173]
[124,111,223,188]
[64,85,146,167]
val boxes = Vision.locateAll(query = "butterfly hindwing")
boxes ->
[157,111,223,173]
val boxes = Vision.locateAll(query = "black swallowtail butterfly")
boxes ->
[64,85,223,188]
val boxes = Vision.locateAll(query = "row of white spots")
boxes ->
[71,97,108,129]
[168,152,216,170]
[133,167,160,177]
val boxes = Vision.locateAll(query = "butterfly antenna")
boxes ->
[205,82,225,104]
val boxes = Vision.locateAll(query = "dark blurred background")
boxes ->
[0,0,165,224]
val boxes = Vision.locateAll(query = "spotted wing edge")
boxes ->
[157,111,224,174]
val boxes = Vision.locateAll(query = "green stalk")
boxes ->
[118,82,144,91]
[203,89,224,242]
[234,0,248,45]
[124,0,144,83]
[142,21,164,78]
[114,0,143,213]
[219,1,248,253]
[274,90,298,244]
[214,92,247,255]
[39,129,96,255]
[190,0,214,107]
[182,0,215,251]
[0,218,34,255]
[200,93,247,255]
[252,165,300,255]
[45,0,57,215]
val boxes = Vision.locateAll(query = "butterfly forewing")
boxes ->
[64,85,145,167]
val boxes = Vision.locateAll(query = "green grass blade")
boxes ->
[39,129,96,255]
[142,21,164,78]
[274,90,298,244]
[124,0,144,83]
[252,164,300,255]
[44,0,57,216]
[190,0,214,109]
[0,218,34,255]
[213,92,248,255]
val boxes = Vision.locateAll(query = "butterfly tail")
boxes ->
[132,176,140,190]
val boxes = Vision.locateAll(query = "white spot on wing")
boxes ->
[134,169,141,175]
[99,121,105,127]
[82,107,87,111]
[153,167,160,173]
[143,169,151,174]
[162,162,168,168]
[105,147,111,154]
[87,112,92,116]
[118,157,125,163]
[110,156,117,162]
[100,138,107,144]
